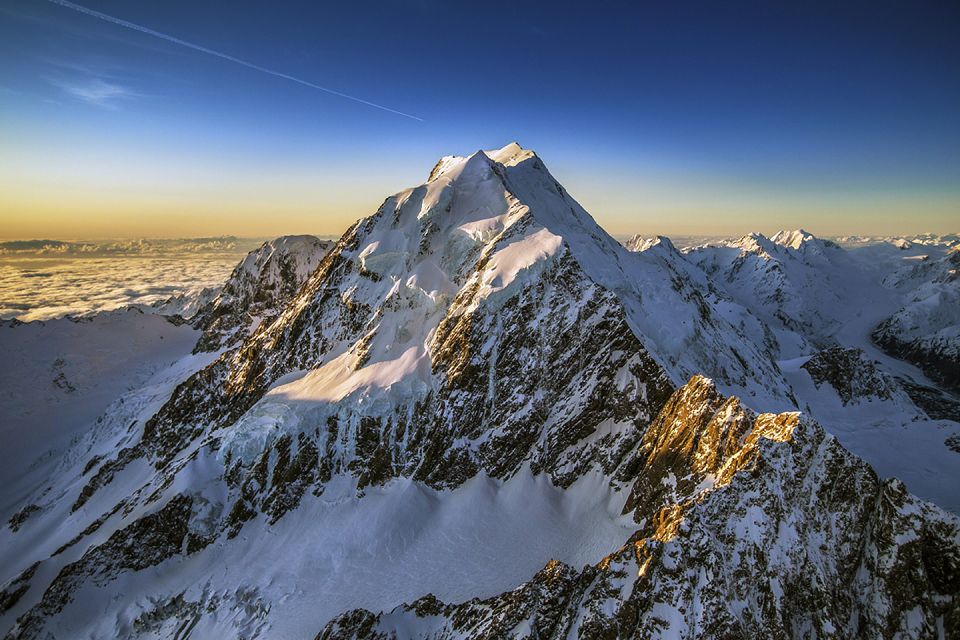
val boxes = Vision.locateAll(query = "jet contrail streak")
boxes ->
[45,0,423,121]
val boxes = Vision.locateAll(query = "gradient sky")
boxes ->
[1,0,959,240]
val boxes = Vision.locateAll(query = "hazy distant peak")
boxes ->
[727,231,777,256]
[624,234,677,254]
[723,229,835,257]
[771,228,818,250]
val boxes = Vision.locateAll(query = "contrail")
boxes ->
[45,0,423,121]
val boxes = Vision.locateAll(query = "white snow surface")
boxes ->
[124,470,632,640]
[876,248,960,355]
[0,310,201,508]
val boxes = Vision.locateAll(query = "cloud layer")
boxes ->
[0,237,256,255]
[0,238,261,321]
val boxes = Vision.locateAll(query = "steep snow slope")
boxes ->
[0,310,200,505]
[684,229,867,358]
[622,236,782,369]
[471,150,792,406]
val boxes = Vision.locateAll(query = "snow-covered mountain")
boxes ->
[1,145,957,639]
[145,235,333,340]
[622,235,782,369]
[322,377,959,640]
[834,232,960,250]
[873,247,960,391]
[189,234,334,351]
[799,346,902,405]
[628,228,960,510]
[682,229,859,358]
[149,286,220,321]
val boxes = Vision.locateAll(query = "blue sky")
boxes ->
[1,0,958,238]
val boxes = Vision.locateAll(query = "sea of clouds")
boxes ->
[0,237,266,321]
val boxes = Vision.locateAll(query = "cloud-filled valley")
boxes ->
[0,237,266,321]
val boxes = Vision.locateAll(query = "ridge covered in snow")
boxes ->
[873,247,960,391]
[627,228,960,510]
[189,234,335,351]
[679,229,864,357]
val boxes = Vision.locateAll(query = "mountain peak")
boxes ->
[729,231,776,255]
[486,141,536,166]
[771,228,817,250]
[728,229,829,255]
[624,234,678,254]
[191,234,332,351]
[461,147,496,173]
[426,142,537,182]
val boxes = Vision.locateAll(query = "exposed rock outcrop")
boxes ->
[800,347,898,405]
[191,235,334,351]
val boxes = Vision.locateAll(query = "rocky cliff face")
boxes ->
[320,377,960,640]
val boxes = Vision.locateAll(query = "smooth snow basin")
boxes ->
[64,468,636,639]
[230,469,632,638]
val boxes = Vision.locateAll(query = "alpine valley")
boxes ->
[1,144,958,639]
